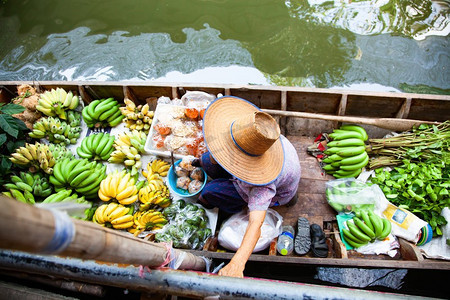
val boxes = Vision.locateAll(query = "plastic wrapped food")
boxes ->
[154,123,171,135]
[157,199,212,249]
[190,167,204,181]
[176,176,191,190]
[196,141,208,157]
[179,156,196,171]
[152,133,165,149]
[188,179,203,194]
[175,166,189,177]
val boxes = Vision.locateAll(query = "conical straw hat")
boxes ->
[203,96,284,185]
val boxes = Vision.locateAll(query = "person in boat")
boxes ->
[195,96,301,278]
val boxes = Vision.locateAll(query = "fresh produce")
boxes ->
[0,101,29,183]
[323,125,369,178]
[36,88,79,120]
[370,161,449,236]
[93,202,134,229]
[156,199,211,249]
[11,84,42,130]
[120,98,154,133]
[76,132,115,161]
[98,170,140,205]
[82,98,124,128]
[367,121,450,169]
[3,172,52,204]
[342,210,392,249]
[142,159,170,178]
[108,130,147,175]
[138,173,171,210]
[29,111,82,144]
[49,158,106,199]
[48,143,74,161]
[129,210,168,236]
[325,179,376,213]
[41,189,81,204]
[9,142,56,174]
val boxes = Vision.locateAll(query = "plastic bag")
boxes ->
[372,185,429,244]
[326,178,380,214]
[156,199,212,250]
[218,208,283,253]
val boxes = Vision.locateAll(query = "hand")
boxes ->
[218,260,244,278]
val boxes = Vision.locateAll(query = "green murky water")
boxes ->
[0,0,449,93]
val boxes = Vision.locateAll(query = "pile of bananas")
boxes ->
[29,111,82,144]
[342,210,392,249]
[9,142,55,174]
[93,203,134,229]
[3,172,52,204]
[129,210,168,236]
[142,159,170,178]
[120,99,154,133]
[41,189,81,204]
[36,88,79,120]
[48,143,74,161]
[108,131,147,175]
[49,158,106,199]
[322,125,369,178]
[82,98,124,128]
[77,132,115,161]
[98,170,140,205]
[138,174,171,210]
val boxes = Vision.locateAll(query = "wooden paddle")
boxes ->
[261,109,441,132]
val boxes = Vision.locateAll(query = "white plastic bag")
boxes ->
[218,208,283,253]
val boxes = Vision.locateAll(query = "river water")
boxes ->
[0,0,449,93]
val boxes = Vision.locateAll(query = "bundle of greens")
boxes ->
[370,161,449,236]
[368,121,450,169]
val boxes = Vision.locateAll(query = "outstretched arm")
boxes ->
[218,210,266,278]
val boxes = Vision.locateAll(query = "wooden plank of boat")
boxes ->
[0,81,449,271]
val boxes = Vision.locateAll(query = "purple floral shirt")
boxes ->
[232,135,301,211]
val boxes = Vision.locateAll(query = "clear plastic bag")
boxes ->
[218,208,283,253]
[326,178,380,214]
[156,199,211,250]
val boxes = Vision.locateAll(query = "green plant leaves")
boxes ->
[0,103,25,115]
[0,114,19,138]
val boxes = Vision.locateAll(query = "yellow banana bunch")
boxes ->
[142,159,171,178]
[98,170,139,205]
[9,142,55,174]
[93,203,134,229]
[129,210,168,236]
[120,98,154,133]
[36,88,79,119]
[108,130,146,176]
[138,182,171,210]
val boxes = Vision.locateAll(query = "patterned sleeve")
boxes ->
[247,183,276,211]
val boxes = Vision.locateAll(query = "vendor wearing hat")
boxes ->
[197,96,301,278]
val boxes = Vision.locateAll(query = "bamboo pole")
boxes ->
[0,196,205,271]
[261,109,440,132]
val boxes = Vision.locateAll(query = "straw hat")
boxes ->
[203,96,284,185]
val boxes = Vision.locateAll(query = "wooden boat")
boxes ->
[0,80,449,275]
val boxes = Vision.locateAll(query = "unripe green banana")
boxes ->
[339,151,369,166]
[347,221,371,242]
[329,131,364,141]
[339,125,368,141]
[378,218,392,240]
[327,138,365,148]
[339,153,369,171]
[353,217,376,240]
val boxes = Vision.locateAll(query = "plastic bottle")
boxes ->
[276,225,295,256]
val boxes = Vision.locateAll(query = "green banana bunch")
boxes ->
[29,111,82,145]
[41,189,80,204]
[342,210,392,249]
[48,143,75,161]
[120,99,154,133]
[322,124,369,178]
[108,130,146,176]
[76,132,115,161]
[49,158,107,199]
[82,98,124,128]
[9,142,56,174]
[3,171,54,204]
[36,88,80,120]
